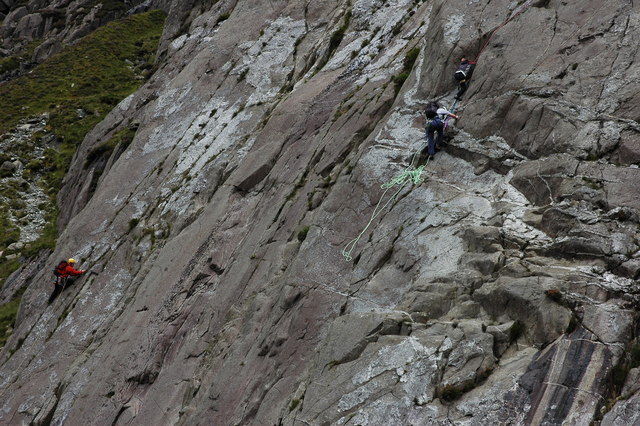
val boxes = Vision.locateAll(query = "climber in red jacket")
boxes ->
[48,258,86,304]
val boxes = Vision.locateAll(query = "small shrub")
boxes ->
[128,218,139,231]
[392,72,410,94]
[328,9,352,57]
[586,152,599,161]
[297,226,310,242]
[439,384,463,401]
[288,398,300,412]
[25,158,44,172]
[404,47,420,69]
[391,47,420,95]
[217,12,231,24]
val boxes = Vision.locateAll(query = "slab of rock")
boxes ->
[474,276,572,347]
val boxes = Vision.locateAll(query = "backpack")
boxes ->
[425,101,439,119]
[455,62,475,81]
[53,261,68,277]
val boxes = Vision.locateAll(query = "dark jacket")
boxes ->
[425,101,440,118]
[455,60,476,81]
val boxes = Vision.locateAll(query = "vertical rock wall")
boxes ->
[1,0,639,424]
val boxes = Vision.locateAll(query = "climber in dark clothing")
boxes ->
[48,258,86,304]
[423,117,444,156]
[454,57,477,100]
[422,101,458,156]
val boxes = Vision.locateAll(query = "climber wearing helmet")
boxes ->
[48,258,86,304]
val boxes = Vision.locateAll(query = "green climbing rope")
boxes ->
[342,154,428,261]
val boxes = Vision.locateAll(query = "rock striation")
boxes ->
[1,0,639,424]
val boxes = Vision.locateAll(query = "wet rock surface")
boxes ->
[1,0,640,424]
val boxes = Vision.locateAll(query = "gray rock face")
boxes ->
[1,0,640,424]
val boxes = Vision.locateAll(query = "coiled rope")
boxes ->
[342,153,428,261]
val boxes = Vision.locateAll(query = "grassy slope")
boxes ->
[0,9,166,348]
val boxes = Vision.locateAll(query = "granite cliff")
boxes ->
[1,0,639,424]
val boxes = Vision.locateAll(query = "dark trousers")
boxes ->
[426,129,443,155]
[424,119,444,155]
[456,80,469,99]
[48,277,76,304]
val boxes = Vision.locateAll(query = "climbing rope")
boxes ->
[342,153,428,261]
[445,1,537,122]
[342,1,540,262]
[443,99,459,129]
[475,0,536,62]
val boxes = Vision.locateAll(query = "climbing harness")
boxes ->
[342,152,428,261]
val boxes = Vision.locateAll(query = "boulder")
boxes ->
[3,6,27,25]
[14,13,44,40]
[611,129,640,166]
[473,277,572,347]
[510,155,579,206]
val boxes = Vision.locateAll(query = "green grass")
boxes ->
[0,56,21,75]
[315,7,352,72]
[0,10,166,287]
[0,10,165,135]
[0,39,42,75]
[128,218,140,231]
[0,209,20,249]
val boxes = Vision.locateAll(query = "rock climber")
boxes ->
[454,57,477,100]
[48,258,86,304]
[422,101,459,156]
